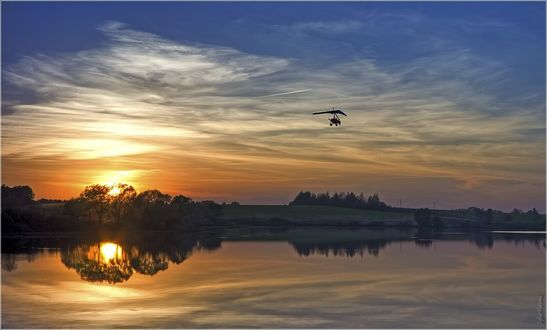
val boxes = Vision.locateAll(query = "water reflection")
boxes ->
[2,231,222,283]
[61,242,133,284]
[2,229,545,283]
[1,229,546,328]
[286,229,545,258]
[290,238,390,257]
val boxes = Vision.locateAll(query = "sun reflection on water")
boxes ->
[99,243,122,263]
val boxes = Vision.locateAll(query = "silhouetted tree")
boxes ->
[170,195,194,226]
[135,189,172,205]
[130,190,173,229]
[1,185,34,209]
[63,197,88,221]
[36,198,65,204]
[289,191,390,210]
[367,193,380,209]
[344,192,360,208]
[331,192,341,207]
[483,208,493,226]
[317,192,331,205]
[110,184,137,224]
[527,208,540,219]
[195,200,222,221]
[79,184,111,224]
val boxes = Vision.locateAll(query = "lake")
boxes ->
[2,228,545,328]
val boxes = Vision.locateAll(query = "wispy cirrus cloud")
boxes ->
[282,20,364,34]
[259,89,312,98]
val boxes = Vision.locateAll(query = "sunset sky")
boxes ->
[2,2,545,211]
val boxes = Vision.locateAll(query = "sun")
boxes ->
[108,185,122,196]
[93,170,141,194]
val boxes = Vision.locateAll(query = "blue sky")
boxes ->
[2,2,545,211]
[3,2,545,112]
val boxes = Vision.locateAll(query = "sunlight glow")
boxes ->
[63,138,158,160]
[108,186,121,196]
[100,243,123,262]
[94,170,140,189]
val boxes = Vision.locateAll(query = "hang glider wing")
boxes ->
[313,109,348,116]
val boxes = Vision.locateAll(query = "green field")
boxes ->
[221,204,414,226]
[32,202,546,230]
[222,204,546,229]
[432,208,545,229]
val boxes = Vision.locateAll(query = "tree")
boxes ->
[110,184,137,224]
[317,192,330,205]
[170,195,194,225]
[61,243,133,284]
[344,192,360,208]
[1,185,35,209]
[79,184,111,224]
[194,200,222,222]
[483,208,493,226]
[130,253,169,276]
[331,192,341,207]
[135,189,172,205]
[367,193,380,209]
[63,197,88,220]
[288,191,390,210]
[131,190,173,228]
[527,208,539,218]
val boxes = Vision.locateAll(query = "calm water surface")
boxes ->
[1,228,545,328]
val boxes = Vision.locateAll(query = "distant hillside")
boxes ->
[221,204,546,230]
[223,204,413,226]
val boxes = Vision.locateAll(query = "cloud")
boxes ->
[2,21,289,159]
[2,20,544,210]
[286,20,364,34]
[259,89,312,98]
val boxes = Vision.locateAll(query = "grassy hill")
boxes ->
[222,204,546,230]
[28,202,546,230]
[221,204,414,226]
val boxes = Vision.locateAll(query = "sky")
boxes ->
[2,2,545,211]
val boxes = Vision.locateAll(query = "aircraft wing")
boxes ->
[313,110,334,115]
[313,109,348,116]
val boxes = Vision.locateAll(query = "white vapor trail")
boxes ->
[259,89,312,98]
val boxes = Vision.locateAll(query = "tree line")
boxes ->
[289,191,390,210]
[1,184,222,232]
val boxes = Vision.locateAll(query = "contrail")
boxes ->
[259,89,311,98]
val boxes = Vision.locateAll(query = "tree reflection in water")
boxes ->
[61,242,133,284]
[58,233,222,284]
[291,239,389,257]
[2,229,545,281]
[287,230,546,258]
